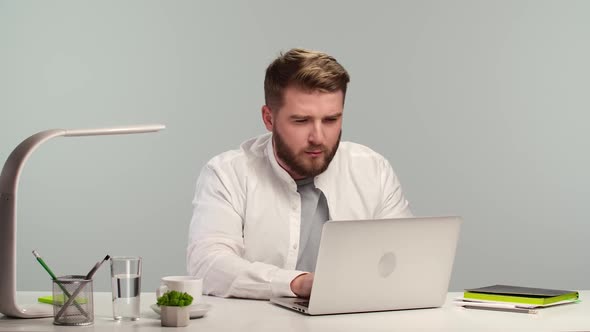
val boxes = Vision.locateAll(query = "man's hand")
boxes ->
[290,273,314,298]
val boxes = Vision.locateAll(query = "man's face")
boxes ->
[262,86,344,180]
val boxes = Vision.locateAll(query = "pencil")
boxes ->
[32,250,58,280]
[31,250,89,318]
[462,305,538,314]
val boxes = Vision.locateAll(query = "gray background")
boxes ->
[1,1,588,294]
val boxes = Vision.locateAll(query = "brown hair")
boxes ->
[264,48,350,111]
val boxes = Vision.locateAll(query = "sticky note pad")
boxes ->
[38,295,88,305]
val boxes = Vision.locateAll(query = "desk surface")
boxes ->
[0,291,588,331]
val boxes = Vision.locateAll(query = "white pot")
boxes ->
[160,306,190,327]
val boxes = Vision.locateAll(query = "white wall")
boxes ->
[1,0,589,293]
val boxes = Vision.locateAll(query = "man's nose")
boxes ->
[308,122,325,145]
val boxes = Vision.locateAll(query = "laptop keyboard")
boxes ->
[294,301,309,307]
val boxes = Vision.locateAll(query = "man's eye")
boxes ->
[324,118,338,123]
[294,119,308,123]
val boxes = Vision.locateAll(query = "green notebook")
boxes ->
[464,285,579,305]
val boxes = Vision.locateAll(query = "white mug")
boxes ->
[156,276,203,304]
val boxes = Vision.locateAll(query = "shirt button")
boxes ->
[292,204,297,210]
[293,243,298,250]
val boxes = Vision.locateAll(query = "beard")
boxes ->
[273,128,341,179]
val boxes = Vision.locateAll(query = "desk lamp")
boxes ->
[0,124,165,318]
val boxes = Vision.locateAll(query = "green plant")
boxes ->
[157,290,193,307]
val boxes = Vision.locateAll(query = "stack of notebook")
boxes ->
[454,285,579,314]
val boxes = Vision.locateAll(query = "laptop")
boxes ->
[270,216,462,315]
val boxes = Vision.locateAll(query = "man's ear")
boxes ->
[261,105,274,132]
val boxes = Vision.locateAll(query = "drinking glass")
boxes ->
[110,256,142,321]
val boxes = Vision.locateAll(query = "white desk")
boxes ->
[1,291,588,331]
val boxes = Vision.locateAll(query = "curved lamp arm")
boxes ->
[0,124,165,318]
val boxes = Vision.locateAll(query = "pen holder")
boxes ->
[52,275,94,326]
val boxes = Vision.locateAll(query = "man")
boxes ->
[187,48,412,300]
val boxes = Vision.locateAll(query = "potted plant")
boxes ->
[157,290,194,327]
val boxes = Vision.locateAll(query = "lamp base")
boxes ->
[1,303,53,318]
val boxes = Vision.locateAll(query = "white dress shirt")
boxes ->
[187,133,412,299]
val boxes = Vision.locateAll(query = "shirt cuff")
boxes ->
[270,269,307,297]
